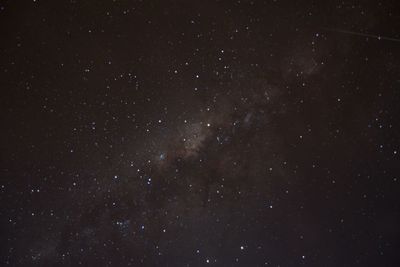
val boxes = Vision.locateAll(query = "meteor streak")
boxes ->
[323,28,400,43]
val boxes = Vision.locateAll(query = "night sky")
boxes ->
[1,0,400,266]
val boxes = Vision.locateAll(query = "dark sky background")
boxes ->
[1,0,400,266]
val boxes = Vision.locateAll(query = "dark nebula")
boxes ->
[1,0,400,266]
